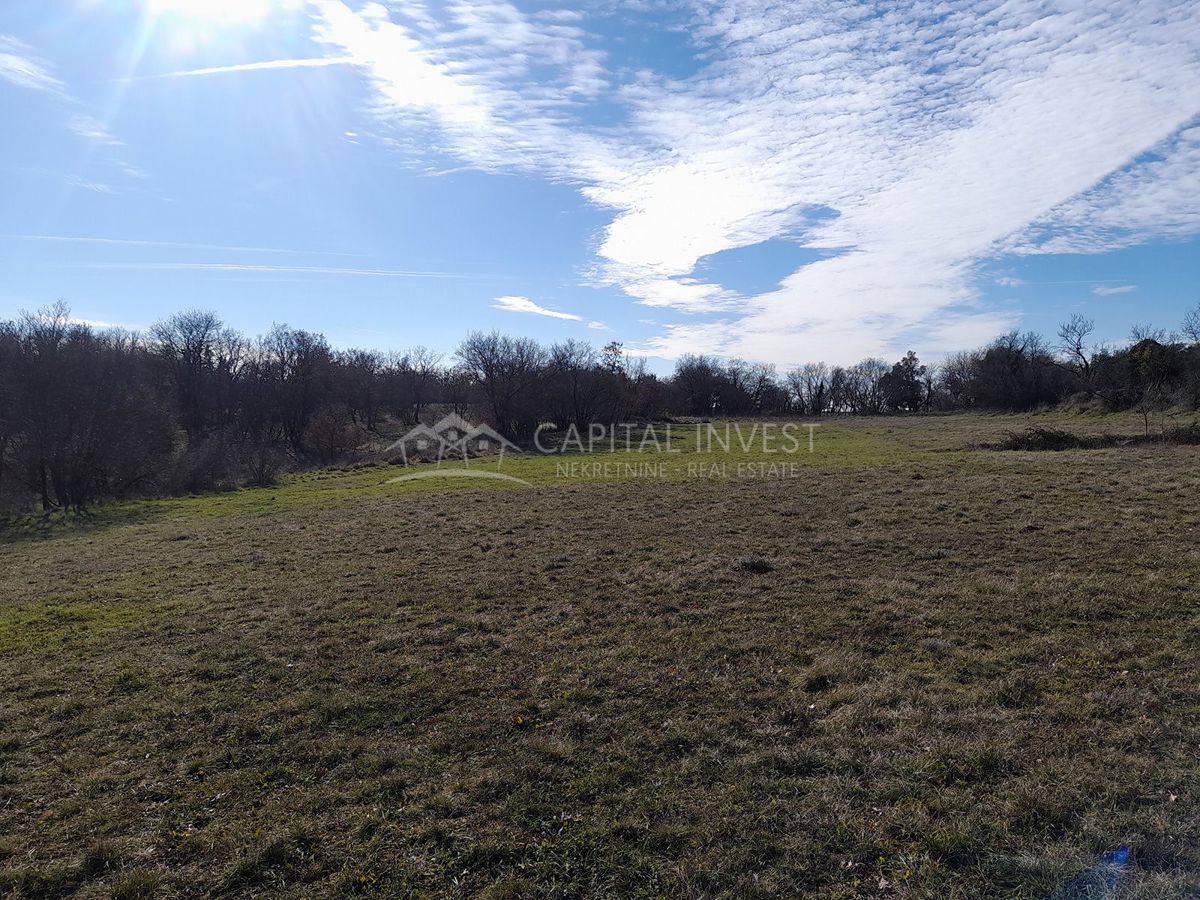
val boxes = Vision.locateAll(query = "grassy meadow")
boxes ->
[1,413,1198,898]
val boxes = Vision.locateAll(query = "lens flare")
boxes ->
[144,0,298,27]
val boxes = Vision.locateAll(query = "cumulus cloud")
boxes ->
[313,1,1200,364]
[493,295,582,320]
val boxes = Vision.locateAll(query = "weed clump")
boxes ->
[733,556,775,574]
[79,839,123,878]
[110,871,163,900]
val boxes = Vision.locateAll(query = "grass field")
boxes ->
[2,413,1198,898]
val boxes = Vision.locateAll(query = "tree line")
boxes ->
[1,301,1198,511]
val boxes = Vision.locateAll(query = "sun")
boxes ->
[144,0,295,27]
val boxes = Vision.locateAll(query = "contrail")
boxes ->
[74,263,468,279]
[121,57,357,80]
[2,233,361,256]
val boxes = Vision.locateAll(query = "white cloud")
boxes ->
[1092,284,1137,296]
[1,37,148,187]
[587,320,610,330]
[0,36,63,93]
[493,295,582,320]
[67,176,118,195]
[314,1,1200,365]
[68,114,123,147]
[1012,126,1200,255]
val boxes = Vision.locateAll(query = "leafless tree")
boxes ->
[1055,314,1095,384]
[336,349,384,431]
[305,405,367,464]
[1183,304,1200,344]
[407,346,444,425]
[938,352,975,409]
[848,358,889,414]
[1133,380,1167,437]
[743,361,779,413]
[1130,323,1168,344]
[8,298,1200,514]
[261,325,333,448]
[11,305,172,510]
[671,354,722,415]
[456,331,553,438]
[922,363,940,410]
[151,310,223,440]
[0,321,16,500]
[786,362,829,415]
[550,339,603,428]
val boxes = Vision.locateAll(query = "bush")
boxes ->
[994,428,1102,451]
[1162,423,1200,445]
[165,437,238,495]
[992,423,1200,451]
[237,441,290,488]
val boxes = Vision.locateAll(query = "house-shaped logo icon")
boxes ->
[384,414,520,467]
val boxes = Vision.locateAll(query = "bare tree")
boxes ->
[672,355,722,415]
[305,405,367,464]
[1130,323,1168,344]
[1133,380,1167,437]
[12,305,172,510]
[786,362,829,415]
[937,351,975,409]
[151,310,224,441]
[261,325,333,449]
[848,358,889,414]
[456,331,553,438]
[550,339,603,428]
[1056,314,1096,384]
[441,367,473,418]
[922,363,940,411]
[0,322,15,500]
[336,349,384,431]
[600,341,624,374]
[407,346,444,425]
[743,361,779,413]
[1183,304,1200,345]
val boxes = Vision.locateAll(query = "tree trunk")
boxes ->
[39,460,51,511]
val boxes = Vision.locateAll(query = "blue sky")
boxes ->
[1,0,1198,369]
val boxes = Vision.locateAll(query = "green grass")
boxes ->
[0,598,156,654]
[1,413,1198,897]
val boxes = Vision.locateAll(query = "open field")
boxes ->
[1,413,1199,898]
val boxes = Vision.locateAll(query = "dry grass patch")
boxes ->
[0,415,1198,897]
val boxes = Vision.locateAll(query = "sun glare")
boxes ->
[145,0,294,27]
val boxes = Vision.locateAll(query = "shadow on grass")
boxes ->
[0,502,169,546]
